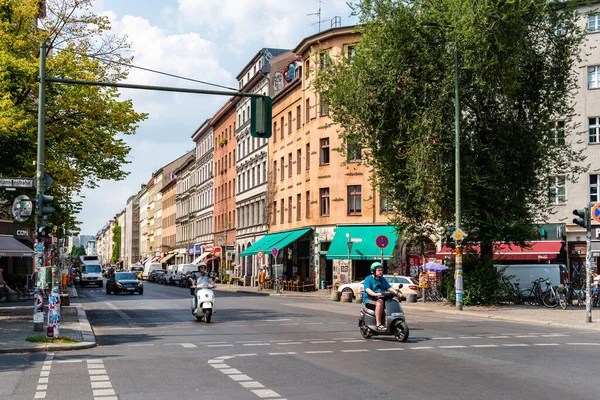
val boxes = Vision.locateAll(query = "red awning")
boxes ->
[437,241,563,261]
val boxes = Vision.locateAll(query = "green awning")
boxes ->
[161,253,175,264]
[326,225,398,260]
[239,228,311,257]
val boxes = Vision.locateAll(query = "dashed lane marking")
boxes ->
[35,353,53,399]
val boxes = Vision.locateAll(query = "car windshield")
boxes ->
[131,267,143,272]
[82,265,101,273]
[115,273,136,280]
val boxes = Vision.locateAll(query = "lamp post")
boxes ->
[453,47,463,311]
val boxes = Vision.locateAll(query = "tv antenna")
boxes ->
[307,0,328,33]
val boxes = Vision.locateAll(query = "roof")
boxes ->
[293,25,357,54]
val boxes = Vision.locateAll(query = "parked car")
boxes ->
[337,280,364,300]
[148,270,165,283]
[106,272,144,295]
[358,275,422,299]
[177,264,199,287]
[130,265,144,280]
[165,265,179,285]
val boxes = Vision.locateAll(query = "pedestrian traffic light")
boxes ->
[250,96,272,138]
[38,194,54,216]
[572,208,589,229]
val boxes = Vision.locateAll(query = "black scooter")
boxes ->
[358,289,409,342]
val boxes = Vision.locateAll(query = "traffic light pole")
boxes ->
[33,42,47,332]
[585,222,592,323]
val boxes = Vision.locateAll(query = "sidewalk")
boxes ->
[217,286,600,332]
[0,286,96,354]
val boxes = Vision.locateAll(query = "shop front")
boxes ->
[437,241,565,263]
[325,225,399,283]
[0,222,34,283]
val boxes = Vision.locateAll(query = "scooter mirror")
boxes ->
[398,283,403,289]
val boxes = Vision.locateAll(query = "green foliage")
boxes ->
[0,0,147,233]
[111,222,121,263]
[70,244,85,258]
[313,0,587,257]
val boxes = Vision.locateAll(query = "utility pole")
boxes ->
[453,47,463,311]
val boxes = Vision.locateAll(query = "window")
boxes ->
[380,195,394,213]
[280,116,284,139]
[273,122,277,142]
[273,160,277,181]
[273,201,277,225]
[288,196,292,222]
[306,98,310,122]
[549,176,566,205]
[288,153,292,177]
[348,185,362,215]
[296,105,301,129]
[319,100,328,117]
[589,117,600,143]
[297,193,301,220]
[320,52,329,69]
[306,191,310,218]
[305,60,310,78]
[320,188,330,216]
[348,46,356,63]
[280,199,285,224]
[590,14,600,32]
[589,66,600,89]
[320,138,330,165]
[591,175,600,203]
[280,157,285,180]
[348,142,362,162]
[297,149,302,174]
[288,111,292,134]
[306,143,310,170]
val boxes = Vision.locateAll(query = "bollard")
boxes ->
[330,290,341,301]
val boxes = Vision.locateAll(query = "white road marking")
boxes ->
[240,381,265,388]
[332,337,356,340]
[304,351,334,354]
[310,341,335,344]
[38,378,48,384]
[105,301,142,328]
[236,340,264,344]
[277,342,302,345]
[515,335,537,338]
[534,343,560,346]
[88,369,107,375]
[229,374,253,381]
[35,353,53,400]
[439,345,466,349]
[410,347,433,349]
[252,389,281,398]
[567,343,600,346]
[268,352,290,355]
[210,364,231,369]
[57,360,83,363]
[90,376,110,381]
[459,336,482,339]
[93,389,116,396]
[207,344,233,347]
[471,345,498,348]
[541,334,568,337]
[342,340,365,343]
[341,349,369,353]
[431,337,455,340]
[36,385,47,391]
[487,336,509,339]
[243,343,270,346]
[305,322,323,325]
[502,344,530,347]
[91,381,113,388]
[40,371,49,377]
[220,368,242,374]
[128,343,153,347]
[376,348,404,351]
[181,343,197,348]
[280,323,300,326]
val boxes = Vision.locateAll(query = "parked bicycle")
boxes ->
[424,286,443,302]
[520,278,547,306]
[542,280,567,309]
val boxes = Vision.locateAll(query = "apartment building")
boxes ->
[192,120,215,269]
[235,48,288,286]
[175,153,197,264]
[213,98,239,276]
[124,193,140,268]
[240,26,397,287]
[138,185,149,261]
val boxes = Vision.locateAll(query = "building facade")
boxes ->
[138,185,149,261]
[124,193,140,268]
[235,48,287,286]
[175,153,197,264]
[192,120,215,268]
[213,98,239,276]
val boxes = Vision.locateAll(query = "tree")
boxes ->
[0,0,147,234]
[70,244,85,258]
[313,0,587,262]
[111,221,120,264]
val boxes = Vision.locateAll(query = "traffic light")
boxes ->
[573,208,589,229]
[39,194,54,215]
[250,96,272,138]
[38,225,53,239]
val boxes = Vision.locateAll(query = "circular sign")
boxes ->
[271,247,279,258]
[12,195,33,222]
[375,235,389,249]
[257,250,264,259]
[593,203,600,224]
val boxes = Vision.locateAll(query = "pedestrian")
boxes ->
[259,269,266,291]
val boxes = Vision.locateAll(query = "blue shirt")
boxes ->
[362,275,391,304]
[196,272,211,287]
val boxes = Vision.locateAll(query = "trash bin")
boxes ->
[341,291,353,302]
[407,294,417,303]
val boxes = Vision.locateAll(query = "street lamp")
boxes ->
[422,21,462,310]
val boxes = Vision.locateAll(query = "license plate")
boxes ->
[126,288,135,291]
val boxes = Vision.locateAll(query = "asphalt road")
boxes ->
[2,280,600,400]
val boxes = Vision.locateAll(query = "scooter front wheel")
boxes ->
[203,310,212,323]
[358,320,372,339]
[394,320,409,342]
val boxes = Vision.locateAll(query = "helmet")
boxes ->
[370,262,383,273]
[198,262,207,270]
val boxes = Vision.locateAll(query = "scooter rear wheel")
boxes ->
[394,320,409,342]
[358,320,372,339]
[204,310,212,323]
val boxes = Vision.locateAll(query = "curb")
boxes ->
[0,303,97,354]
[215,287,329,299]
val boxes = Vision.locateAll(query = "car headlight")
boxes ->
[138,282,143,287]
[98,276,102,280]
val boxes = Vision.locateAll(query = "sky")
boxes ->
[77,0,359,235]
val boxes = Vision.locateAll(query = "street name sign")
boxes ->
[0,177,34,188]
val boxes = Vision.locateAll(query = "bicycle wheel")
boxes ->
[558,293,567,310]
[520,289,536,306]
[16,288,28,301]
[542,292,558,308]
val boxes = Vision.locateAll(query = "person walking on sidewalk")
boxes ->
[258,269,266,291]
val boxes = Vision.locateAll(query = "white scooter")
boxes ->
[191,281,215,323]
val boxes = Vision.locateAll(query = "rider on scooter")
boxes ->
[191,263,215,309]
[363,262,399,331]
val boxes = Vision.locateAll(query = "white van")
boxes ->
[177,264,199,287]
[495,264,567,289]
[143,262,163,280]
